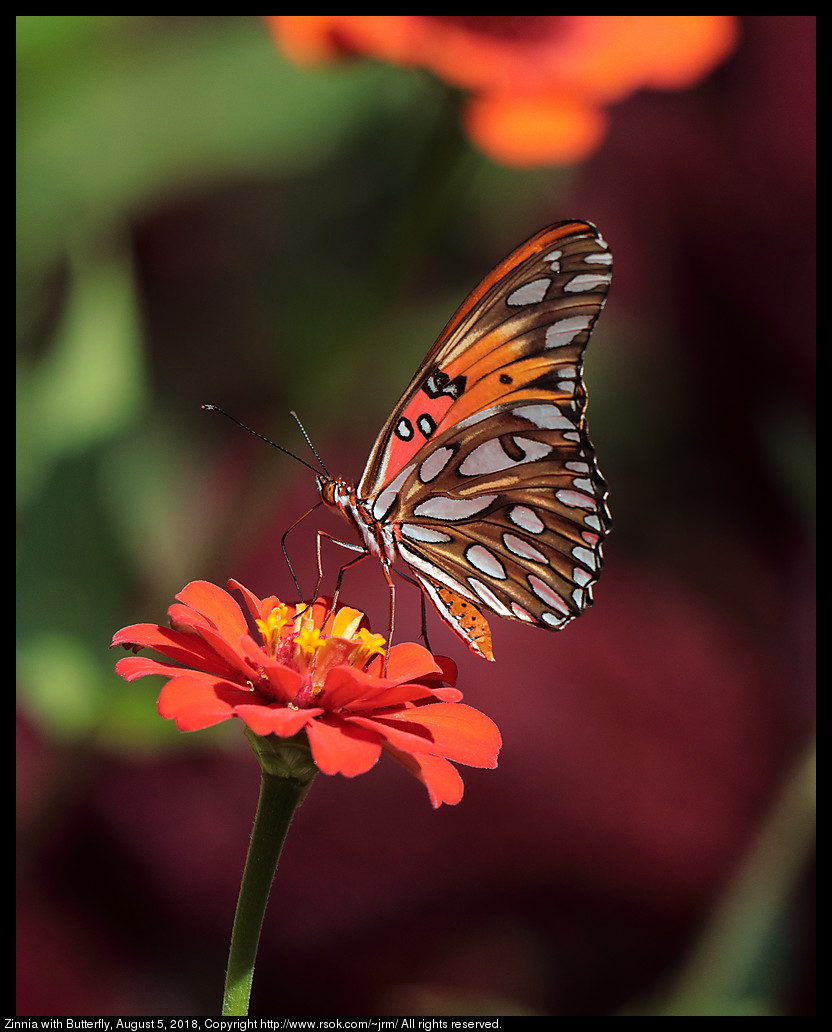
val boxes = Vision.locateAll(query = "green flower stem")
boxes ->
[222,732,317,1016]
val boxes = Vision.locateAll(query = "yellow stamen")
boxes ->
[295,625,324,662]
[350,627,387,669]
[256,604,290,656]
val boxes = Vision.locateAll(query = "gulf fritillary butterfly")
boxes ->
[317,220,612,661]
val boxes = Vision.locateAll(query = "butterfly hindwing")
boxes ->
[389,400,610,637]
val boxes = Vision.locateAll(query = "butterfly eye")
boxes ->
[319,478,336,506]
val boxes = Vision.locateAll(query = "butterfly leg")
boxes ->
[392,567,433,654]
[315,530,369,633]
[280,500,324,600]
[380,559,397,675]
[419,590,431,654]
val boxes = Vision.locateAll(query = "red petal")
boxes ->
[305,717,382,776]
[226,579,267,624]
[157,675,250,731]
[420,654,458,687]
[382,744,464,808]
[173,617,254,674]
[111,623,167,649]
[372,642,445,683]
[321,665,433,711]
[174,581,248,642]
[237,637,305,702]
[425,686,464,703]
[351,704,501,766]
[166,602,215,634]
[262,662,306,702]
[234,704,320,738]
[114,655,219,683]
[110,623,240,679]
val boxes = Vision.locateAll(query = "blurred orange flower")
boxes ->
[266,15,739,166]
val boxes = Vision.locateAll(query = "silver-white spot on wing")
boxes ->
[396,540,477,600]
[372,462,416,520]
[544,314,593,349]
[512,404,574,430]
[511,602,537,622]
[412,494,498,520]
[571,545,597,570]
[564,272,612,293]
[464,544,507,580]
[528,575,572,615]
[506,278,550,306]
[507,505,545,534]
[400,524,454,544]
[419,446,455,483]
[556,488,596,510]
[467,578,512,617]
[502,533,548,564]
[543,249,563,272]
[584,250,613,265]
[459,437,552,476]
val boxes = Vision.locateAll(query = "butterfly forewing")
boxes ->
[359,221,610,497]
[339,221,611,659]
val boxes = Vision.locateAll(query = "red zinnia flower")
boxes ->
[266,15,739,166]
[112,580,501,807]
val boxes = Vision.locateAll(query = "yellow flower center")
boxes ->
[257,601,387,703]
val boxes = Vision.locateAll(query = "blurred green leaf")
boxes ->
[18,631,108,740]
[17,16,416,287]
[17,236,145,507]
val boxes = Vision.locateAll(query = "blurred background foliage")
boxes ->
[17,16,814,1017]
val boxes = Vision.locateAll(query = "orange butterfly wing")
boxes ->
[355,221,612,659]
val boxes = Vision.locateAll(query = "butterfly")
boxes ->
[316,220,612,661]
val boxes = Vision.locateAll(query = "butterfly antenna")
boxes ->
[289,410,330,477]
[201,405,323,477]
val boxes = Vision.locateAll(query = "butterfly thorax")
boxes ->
[319,475,395,564]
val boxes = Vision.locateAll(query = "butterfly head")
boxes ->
[318,475,366,530]
[318,475,355,511]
